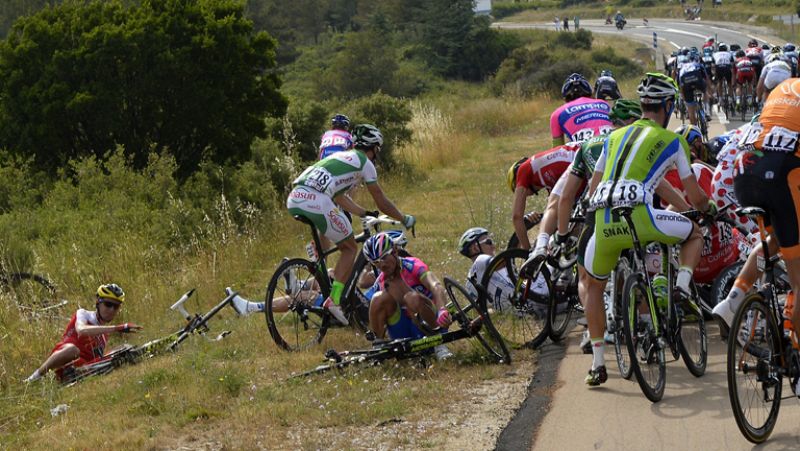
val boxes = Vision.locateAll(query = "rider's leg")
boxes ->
[675,222,704,294]
[368,291,395,339]
[402,291,438,331]
[585,273,609,371]
[687,102,698,125]
[786,258,800,340]
[38,344,80,375]
[532,192,561,257]
[332,237,357,297]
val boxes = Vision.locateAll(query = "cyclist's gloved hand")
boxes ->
[115,323,142,333]
[704,199,718,218]
[402,214,416,230]
[436,307,452,328]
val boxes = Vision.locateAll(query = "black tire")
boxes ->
[480,249,550,350]
[444,277,511,364]
[676,283,708,377]
[709,261,744,312]
[612,255,634,380]
[6,272,60,311]
[548,265,577,342]
[726,294,782,444]
[265,258,330,352]
[622,273,666,403]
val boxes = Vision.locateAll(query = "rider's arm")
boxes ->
[420,272,447,311]
[333,193,367,216]
[557,173,583,236]
[655,179,691,211]
[512,187,533,250]
[365,183,404,221]
[76,318,141,336]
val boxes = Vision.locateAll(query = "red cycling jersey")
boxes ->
[515,143,580,192]
[662,163,742,283]
[51,309,108,369]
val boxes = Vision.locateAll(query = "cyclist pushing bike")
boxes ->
[24,284,142,383]
[579,73,715,386]
[286,124,415,326]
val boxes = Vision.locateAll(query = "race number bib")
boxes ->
[739,123,762,147]
[588,179,647,211]
[321,136,350,148]
[762,126,799,153]
[303,167,333,192]
[571,128,594,142]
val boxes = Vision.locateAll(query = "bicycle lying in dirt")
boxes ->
[265,214,406,352]
[292,276,510,378]
[2,270,63,313]
[61,288,236,386]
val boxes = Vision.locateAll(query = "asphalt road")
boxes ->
[490,18,800,451]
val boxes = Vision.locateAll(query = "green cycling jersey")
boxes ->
[293,150,378,198]
[570,134,608,180]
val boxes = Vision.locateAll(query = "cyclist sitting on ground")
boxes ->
[24,284,141,382]
[227,231,411,316]
[318,114,353,160]
[756,53,792,104]
[363,232,454,360]
[579,73,714,386]
[549,73,613,147]
[678,53,712,126]
[716,78,800,341]
[508,142,581,250]
[287,124,415,325]
[594,70,622,101]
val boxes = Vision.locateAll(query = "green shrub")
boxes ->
[346,93,413,168]
[589,47,642,79]
[551,28,593,50]
[266,98,329,162]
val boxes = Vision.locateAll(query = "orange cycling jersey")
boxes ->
[753,78,800,153]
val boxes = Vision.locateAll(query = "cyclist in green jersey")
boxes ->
[578,74,715,386]
[287,124,415,325]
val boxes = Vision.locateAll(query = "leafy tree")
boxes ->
[0,0,287,178]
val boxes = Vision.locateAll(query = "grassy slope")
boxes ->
[0,32,651,450]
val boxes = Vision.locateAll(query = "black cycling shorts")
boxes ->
[733,150,800,259]
[681,79,706,105]
[714,66,732,85]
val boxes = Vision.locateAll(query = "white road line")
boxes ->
[669,40,681,49]
[662,27,708,39]
[714,106,729,125]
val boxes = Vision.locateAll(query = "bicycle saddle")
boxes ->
[735,207,766,218]
[293,215,315,226]
[611,205,634,217]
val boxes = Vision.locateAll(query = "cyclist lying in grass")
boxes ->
[24,284,142,383]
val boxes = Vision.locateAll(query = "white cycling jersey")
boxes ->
[760,60,792,89]
[713,51,733,67]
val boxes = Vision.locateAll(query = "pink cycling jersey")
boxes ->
[318,129,354,160]
[516,143,581,192]
[376,257,432,299]
[549,97,613,142]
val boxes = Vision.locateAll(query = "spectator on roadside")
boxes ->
[574,16,580,29]
[555,16,561,31]
[563,17,569,31]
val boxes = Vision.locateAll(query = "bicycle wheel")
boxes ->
[612,255,634,380]
[291,348,390,379]
[6,272,60,311]
[622,273,666,403]
[709,261,744,311]
[727,294,783,444]
[481,249,550,350]
[266,258,330,352]
[444,277,511,364]
[61,345,136,386]
[548,264,577,342]
[676,283,708,377]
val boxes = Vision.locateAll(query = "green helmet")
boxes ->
[610,99,642,123]
[637,72,678,104]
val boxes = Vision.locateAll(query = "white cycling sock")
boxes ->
[591,338,605,369]
[676,267,693,294]
[723,286,745,310]
[534,233,549,251]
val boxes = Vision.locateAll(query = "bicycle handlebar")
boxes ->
[169,288,196,321]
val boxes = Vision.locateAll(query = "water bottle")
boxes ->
[652,275,669,310]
